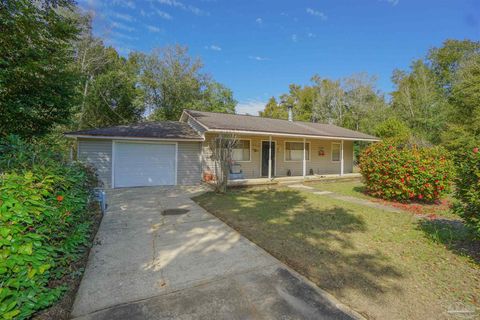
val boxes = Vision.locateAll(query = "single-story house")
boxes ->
[65,109,379,188]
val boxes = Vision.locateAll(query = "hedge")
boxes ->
[452,147,480,234]
[359,140,454,202]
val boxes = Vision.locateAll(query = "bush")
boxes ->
[0,135,68,172]
[0,136,97,319]
[359,140,454,202]
[452,147,480,234]
[374,118,411,142]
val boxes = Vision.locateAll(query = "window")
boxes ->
[285,142,310,161]
[232,140,251,161]
[331,143,341,162]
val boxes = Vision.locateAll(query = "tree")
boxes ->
[208,134,237,193]
[390,60,448,143]
[72,15,111,129]
[441,54,480,152]
[374,118,411,142]
[342,74,390,132]
[189,81,236,114]
[311,76,345,125]
[0,0,80,137]
[428,39,480,92]
[259,73,388,135]
[259,97,287,119]
[79,51,145,128]
[390,40,480,145]
[136,45,236,121]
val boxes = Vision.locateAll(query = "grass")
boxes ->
[194,186,480,320]
[308,179,456,218]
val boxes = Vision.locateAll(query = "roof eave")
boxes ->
[64,134,205,142]
[204,129,380,142]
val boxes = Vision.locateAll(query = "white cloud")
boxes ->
[112,21,134,32]
[111,0,135,9]
[291,34,298,42]
[205,44,222,51]
[256,17,263,24]
[385,0,399,6]
[306,8,328,20]
[140,9,152,17]
[157,0,209,16]
[307,32,316,38]
[147,25,162,33]
[248,55,269,61]
[236,100,267,115]
[113,12,134,22]
[156,9,173,20]
[110,31,139,41]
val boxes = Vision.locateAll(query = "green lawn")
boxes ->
[194,186,480,320]
[308,179,371,199]
[308,179,456,218]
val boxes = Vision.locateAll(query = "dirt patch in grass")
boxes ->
[194,186,480,320]
[32,202,103,320]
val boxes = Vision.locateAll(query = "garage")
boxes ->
[113,142,177,188]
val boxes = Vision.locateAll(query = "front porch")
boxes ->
[227,173,362,186]
[202,133,357,181]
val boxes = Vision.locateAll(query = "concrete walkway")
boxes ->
[72,186,362,320]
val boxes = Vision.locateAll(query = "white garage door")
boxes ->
[113,142,176,188]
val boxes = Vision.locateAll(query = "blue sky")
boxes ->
[79,0,479,114]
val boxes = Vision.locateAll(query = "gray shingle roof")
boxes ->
[65,121,203,140]
[185,110,379,141]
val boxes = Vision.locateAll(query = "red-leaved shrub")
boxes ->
[359,140,454,202]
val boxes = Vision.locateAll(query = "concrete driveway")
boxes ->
[72,186,361,320]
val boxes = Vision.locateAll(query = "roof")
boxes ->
[65,121,203,141]
[184,110,379,141]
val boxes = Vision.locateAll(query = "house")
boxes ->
[65,109,379,188]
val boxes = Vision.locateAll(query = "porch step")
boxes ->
[228,173,362,187]
[277,179,306,185]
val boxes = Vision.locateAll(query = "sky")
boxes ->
[78,0,479,115]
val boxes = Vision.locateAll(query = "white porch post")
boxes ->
[303,138,306,178]
[268,136,272,179]
[340,140,344,176]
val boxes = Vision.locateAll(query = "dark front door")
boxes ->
[261,141,276,177]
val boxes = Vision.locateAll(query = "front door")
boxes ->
[261,141,275,177]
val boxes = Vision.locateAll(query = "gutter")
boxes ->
[64,134,205,142]
[203,129,380,142]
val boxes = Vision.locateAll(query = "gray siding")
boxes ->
[78,139,112,188]
[177,142,202,185]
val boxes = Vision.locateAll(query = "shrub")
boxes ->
[0,135,68,172]
[0,136,97,319]
[374,118,411,142]
[359,140,454,202]
[452,147,480,234]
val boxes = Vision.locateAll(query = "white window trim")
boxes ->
[284,141,311,162]
[331,142,341,163]
[112,140,178,188]
[219,138,252,162]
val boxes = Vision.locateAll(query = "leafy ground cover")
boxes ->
[194,186,480,319]
[0,136,101,320]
